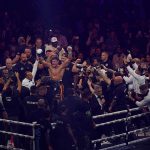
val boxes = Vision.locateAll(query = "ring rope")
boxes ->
[100,136,150,150]
[93,107,144,119]
[92,126,150,143]
[0,119,38,127]
[95,112,150,128]
[0,130,34,139]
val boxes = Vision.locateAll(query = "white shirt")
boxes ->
[22,60,38,89]
[22,78,35,89]
[136,89,150,111]
[124,64,146,94]
[123,75,134,90]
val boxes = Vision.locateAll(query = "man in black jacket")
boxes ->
[14,53,32,81]
[109,76,127,136]
[109,76,127,112]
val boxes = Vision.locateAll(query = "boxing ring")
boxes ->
[92,107,150,150]
[0,107,150,150]
[0,120,38,150]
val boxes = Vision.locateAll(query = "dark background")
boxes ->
[1,0,150,28]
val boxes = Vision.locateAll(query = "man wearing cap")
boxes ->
[45,45,56,58]
[50,37,66,60]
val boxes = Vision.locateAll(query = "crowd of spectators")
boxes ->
[0,3,150,149]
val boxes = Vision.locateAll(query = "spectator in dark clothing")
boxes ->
[37,85,51,110]
[52,105,77,150]
[75,89,93,150]
[2,87,20,120]
[39,110,53,150]
[100,51,112,69]
[0,58,16,85]
[24,47,35,64]
[0,68,10,84]
[16,36,27,54]
[62,62,74,96]
[14,53,32,81]
[32,38,45,58]
[109,76,127,112]
[1,72,21,147]
[87,80,105,116]
[109,76,127,135]
[2,72,21,120]
[23,86,38,122]
[59,88,81,116]
[30,98,48,123]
